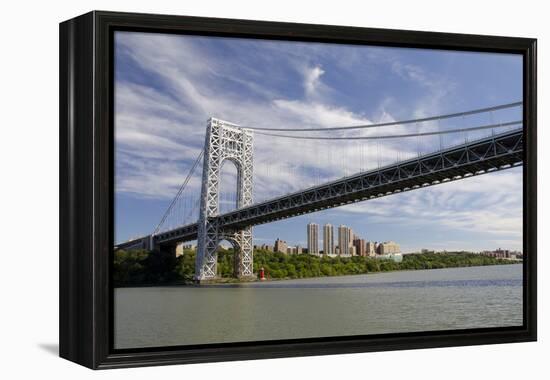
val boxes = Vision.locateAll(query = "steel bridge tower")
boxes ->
[195,118,254,282]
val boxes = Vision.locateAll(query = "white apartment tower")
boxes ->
[338,225,350,256]
[307,223,319,255]
[323,224,334,255]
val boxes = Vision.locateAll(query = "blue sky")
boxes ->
[114,31,523,253]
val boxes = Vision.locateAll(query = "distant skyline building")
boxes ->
[366,241,377,256]
[260,244,273,252]
[481,248,522,260]
[378,241,401,254]
[176,243,196,257]
[285,245,304,255]
[274,238,288,254]
[338,225,350,256]
[348,228,356,255]
[307,223,319,255]
[353,238,366,256]
[323,224,334,255]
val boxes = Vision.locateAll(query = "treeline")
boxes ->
[113,248,516,286]
[253,250,514,279]
[113,247,237,286]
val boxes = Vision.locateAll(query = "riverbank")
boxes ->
[113,247,518,287]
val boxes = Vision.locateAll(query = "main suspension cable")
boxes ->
[252,120,522,140]
[242,101,522,132]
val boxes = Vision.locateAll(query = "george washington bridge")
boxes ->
[115,102,524,282]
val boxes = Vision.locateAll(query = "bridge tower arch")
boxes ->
[195,118,254,281]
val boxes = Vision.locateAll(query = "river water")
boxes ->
[114,264,523,349]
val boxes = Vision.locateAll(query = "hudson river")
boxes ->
[114,264,522,349]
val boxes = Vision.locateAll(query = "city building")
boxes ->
[366,241,376,256]
[260,244,274,252]
[378,241,401,254]
[353,238,367,256]
[285,246,304,255]
[274,238,288,254]
[481,248,522,260]
[348,228,355,246]
[323,224,334,255]
[338,225,350,256]
[176,243,196,257]
[175,243,184,257]
[348,228,356,255]
[307,222,319,255]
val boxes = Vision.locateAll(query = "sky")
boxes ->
[114,31,523,253]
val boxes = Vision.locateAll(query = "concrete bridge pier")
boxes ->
[157,242,178,257]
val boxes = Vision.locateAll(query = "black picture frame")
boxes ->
[59,10,537,369]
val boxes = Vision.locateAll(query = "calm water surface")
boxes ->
[115,264,523,349]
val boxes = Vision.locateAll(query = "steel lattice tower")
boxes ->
[195,118,254,281]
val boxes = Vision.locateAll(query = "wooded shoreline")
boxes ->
[113,248,518,287]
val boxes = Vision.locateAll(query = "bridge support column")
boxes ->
[158,242,177,257]
[195,118,255,282]
[195,219,220,281]
[230,227,254,279]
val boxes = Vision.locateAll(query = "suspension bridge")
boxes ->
[115,102,524,282]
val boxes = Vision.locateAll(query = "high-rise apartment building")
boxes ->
[323,224,334,255]
[307,223,319,255]
[338,225,350,256]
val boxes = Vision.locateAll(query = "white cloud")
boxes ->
[272,99,370,127]
[303,65,325,99]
